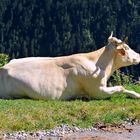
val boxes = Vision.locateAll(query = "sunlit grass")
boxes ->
[0,84,140,132]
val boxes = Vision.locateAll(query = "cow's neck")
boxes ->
[86,46,118,79]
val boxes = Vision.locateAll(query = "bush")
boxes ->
[109,70,134,86]
[0,54,9,67]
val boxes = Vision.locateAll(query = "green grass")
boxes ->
[0,84,140,132]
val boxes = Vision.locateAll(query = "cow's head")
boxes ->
[108,32,140,67]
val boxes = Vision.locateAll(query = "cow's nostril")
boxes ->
[133,58,140,64]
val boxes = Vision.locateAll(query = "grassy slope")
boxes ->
[0,84,140,132]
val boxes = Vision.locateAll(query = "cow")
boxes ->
[0,32,140,100]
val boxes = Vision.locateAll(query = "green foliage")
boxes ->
[109,70,134,86]
[0,54,9,67]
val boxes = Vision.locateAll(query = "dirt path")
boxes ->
[63,124,140,140]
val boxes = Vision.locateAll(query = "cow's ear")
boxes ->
[117,46,125,56]
[124,36,128,44]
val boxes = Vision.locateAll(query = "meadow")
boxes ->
[0,84,139,132]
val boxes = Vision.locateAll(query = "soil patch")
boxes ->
[63,124,140,140]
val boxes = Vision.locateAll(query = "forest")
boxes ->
[0,0,140,77]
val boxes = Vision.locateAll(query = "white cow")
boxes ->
[0,33,140,100]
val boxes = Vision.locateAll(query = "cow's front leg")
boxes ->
[123,89,140,98]
[99,86,124,97]
[99,86,140,99]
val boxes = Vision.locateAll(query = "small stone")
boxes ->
[29,132,34,136]
[91,127,97,131]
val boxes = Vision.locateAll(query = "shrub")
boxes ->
[0,54,9,67]
[109,70,134,86]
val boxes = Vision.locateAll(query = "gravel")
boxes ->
[2,124,97,140]
[2,123,140,140]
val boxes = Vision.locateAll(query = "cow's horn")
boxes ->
[109,31,113,39]
[110,31,113,37]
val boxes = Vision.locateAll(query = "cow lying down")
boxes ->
[0,33,140,100]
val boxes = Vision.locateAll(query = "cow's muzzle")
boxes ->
[133,54,140,65]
